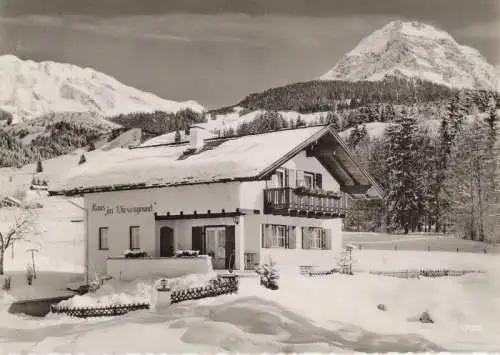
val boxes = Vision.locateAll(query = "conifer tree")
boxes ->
[384,109,419,233]
[445,118,497,241]
[36,160,43,173]
[174,129,181,143]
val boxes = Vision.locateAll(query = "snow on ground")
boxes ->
[344,231,500,254]
[1,249,499,353]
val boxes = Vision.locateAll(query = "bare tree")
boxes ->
[0,208,37,275]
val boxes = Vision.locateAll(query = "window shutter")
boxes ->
[288,226,296,249]
[284,168,290,187]
[324,228,332,250]
[262,224,271,248]
[192,227,205,254]
[225,226,236,269]
[301,227,310,249]
[315,173,323,189]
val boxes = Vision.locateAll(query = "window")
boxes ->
[129,226,140,250]
[276,170,285,188]
[304,173,315,189]
[262,224,296,249]
[271,225,286,248]
[98,227,109,250]
[274,168,290,188]
[302,227,331,250]
[297,170,318,189]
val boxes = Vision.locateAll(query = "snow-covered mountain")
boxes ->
[320,21,499,91]
[0,54,205,122]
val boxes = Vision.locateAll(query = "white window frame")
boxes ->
[130,226,140,250]
[271,225,287,248]
[309,228,323,249]
[276,169,286,188]
[303,227,325,249]
[304,172,315,189]
[98,227,109,250]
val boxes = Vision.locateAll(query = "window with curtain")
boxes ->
[301,227,331,250]
[98,227,109,250]
[262,224,296,249]
[130,226,140,250]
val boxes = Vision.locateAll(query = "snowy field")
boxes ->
[344,231,500,254]
[1,247,499,353]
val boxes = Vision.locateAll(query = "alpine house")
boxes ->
[50,125,383,280]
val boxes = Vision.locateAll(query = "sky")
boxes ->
[0,0,499,109]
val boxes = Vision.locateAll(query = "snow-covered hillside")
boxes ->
[0,55,205,123]
[320,21,499,91]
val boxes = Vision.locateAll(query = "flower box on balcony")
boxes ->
[294,187,341,199]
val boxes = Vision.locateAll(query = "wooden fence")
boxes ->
[50,302,150,318]
[170,275,238,304]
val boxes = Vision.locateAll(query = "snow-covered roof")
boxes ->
[49,125,384,198]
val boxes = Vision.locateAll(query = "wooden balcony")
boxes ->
[263,187,347,218]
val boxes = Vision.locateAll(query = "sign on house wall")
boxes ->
[91,203,154,217]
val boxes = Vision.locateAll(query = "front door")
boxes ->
[205,227,227,269]
[160,226,174,257]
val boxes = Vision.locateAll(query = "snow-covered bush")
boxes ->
[255,255,279,290]
[123,249,148,258]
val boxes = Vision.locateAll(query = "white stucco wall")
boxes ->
[107,256,213,281]
[84,183,242,276]
[85,189,157,276]
[246,214,343,270]
[155,182,241,215]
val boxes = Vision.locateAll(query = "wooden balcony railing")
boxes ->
[263,187,347,217]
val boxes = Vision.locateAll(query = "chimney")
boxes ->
[189,125,208,149]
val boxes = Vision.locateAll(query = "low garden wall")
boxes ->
[106,255,213,281]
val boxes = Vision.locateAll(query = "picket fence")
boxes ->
[170,275,239,304]
[50,302,150,318]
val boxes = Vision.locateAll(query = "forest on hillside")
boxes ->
[107,109,205,136]
[237,77,470,113]
[0,109,206,168]
[0,121,102,167]
[345,90,499,242]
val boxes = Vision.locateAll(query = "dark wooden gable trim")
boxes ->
[256,125,383,199]
[326,126,384,198]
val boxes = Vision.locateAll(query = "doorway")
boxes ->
[205,227,226,269]
[160,226,174,257]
